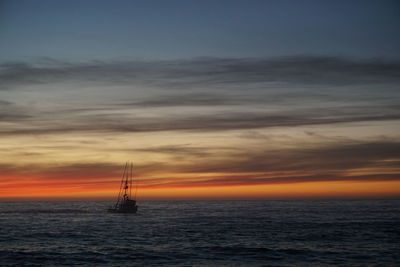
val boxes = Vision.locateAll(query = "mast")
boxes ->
[123,166,129,200]
[115,162,128,207]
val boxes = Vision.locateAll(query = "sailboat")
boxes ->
[108,162,138,213]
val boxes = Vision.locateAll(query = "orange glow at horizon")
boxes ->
[1,180,400,201]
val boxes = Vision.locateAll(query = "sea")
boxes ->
[0,200,399,266]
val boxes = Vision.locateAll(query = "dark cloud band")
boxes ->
[1,56,400,90]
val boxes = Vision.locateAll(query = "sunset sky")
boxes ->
[1,0,400,200]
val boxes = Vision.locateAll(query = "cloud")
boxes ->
[142,173,400,188]
[1,103,399,136]
[133,145,212,157]
[1,140,399,189]
[1,55,399,198]
[125,93,247,107]
[177,141,396,175]
[1,56,400,90]
[0,100,13,105]
[2,55,399,136]
[0,162,122,181]
[0,99,33,122]
[133,140,400,187]
[121,91,346,108]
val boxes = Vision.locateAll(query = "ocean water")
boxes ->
[0,200,399,266]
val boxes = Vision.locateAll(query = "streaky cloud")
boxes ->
[1,56,400,90]
[125,93,246,107]
[0,104,399,135]
[0,140,399,188]
[142,173,400,188]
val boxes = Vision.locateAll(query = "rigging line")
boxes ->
[116,162,127,205]
[130,162,133,199]
[117,162,127,204]
[134,167,139,200]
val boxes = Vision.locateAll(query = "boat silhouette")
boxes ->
[108,162,138,213]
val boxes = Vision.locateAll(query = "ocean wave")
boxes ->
[0,200,399,266]
[0,209,92,214]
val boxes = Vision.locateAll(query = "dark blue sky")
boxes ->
[1,0,399,61]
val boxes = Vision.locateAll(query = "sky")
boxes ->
[1,0,400,200]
